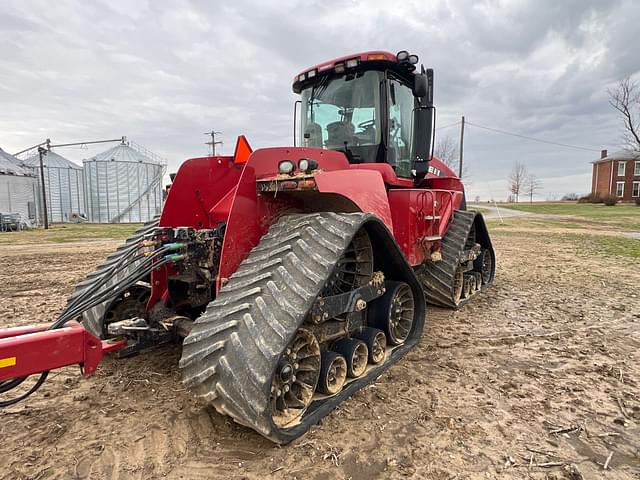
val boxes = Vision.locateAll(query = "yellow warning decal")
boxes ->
[0,357,16,369]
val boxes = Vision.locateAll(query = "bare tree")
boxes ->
[524,174,542,203]
[608,76,640,151]
[508,161,528,203]
[434,135,470,178]
[434,136,458,169]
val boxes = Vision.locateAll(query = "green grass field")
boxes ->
[0,223,142,245]
[502,202,640,230]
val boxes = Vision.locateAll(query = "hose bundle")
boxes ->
[1,236,185,407]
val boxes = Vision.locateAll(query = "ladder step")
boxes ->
[422,235,442,241]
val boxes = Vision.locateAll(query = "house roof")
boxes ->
[592,150,640,164]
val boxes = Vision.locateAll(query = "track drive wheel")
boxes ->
[271,328,321,428]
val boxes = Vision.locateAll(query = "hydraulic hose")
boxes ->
[53,246,175,327]
[1,241,184,408]
[0,373,48,408]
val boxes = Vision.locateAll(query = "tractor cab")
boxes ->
[293,51,434,182]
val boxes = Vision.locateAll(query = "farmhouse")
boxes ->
[591,149,640,201]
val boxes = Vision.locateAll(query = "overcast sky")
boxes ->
[1,0,639,200]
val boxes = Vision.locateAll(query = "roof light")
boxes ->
[408,54,419,65]
[334,62,345,74]
[298,73,306,82]
[367,53,387,61]
[346,58,359,68]
[397,50,409,61]
[307,69,317,78]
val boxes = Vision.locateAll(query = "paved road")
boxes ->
[468,203,533,220]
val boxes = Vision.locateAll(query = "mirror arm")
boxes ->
[293,100,302,147]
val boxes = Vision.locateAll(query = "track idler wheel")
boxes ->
[474,248,493,285]
[317,351,347,395]
[368,281,415,346]
[271,328,321,428]
[332,338,368,378]
[354,327,387,365]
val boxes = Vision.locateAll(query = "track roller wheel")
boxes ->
[368,281,415,346]
[332,338,368,378]
[317,351,347,395]
[462,274,474,298]
[452,268,464,304]
[271,328,321,428]
[354,327,387,365]
[471,272,482,292]
[474,248,493,285]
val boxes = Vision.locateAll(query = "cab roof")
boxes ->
[292,50,420,94]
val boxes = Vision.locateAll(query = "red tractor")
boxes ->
[0,50,495,443]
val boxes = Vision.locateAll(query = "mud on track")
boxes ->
[0,232,639,479]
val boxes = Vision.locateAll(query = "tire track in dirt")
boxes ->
[2,229,640,479]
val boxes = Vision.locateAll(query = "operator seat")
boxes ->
[304,122,323,148]
[326,121,356,148]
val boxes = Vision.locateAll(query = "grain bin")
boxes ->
[22,149,85,223]
[0,147,37,224]
[84,142,164,223]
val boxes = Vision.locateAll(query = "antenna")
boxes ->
[205,131,223,156]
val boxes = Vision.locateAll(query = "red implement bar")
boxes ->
[0,321,125,382]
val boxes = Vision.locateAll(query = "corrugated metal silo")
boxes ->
[0,147,38,224]
[22,150,85,223]
[84,143,164,223]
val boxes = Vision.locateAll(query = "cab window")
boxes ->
[387,76,415,177]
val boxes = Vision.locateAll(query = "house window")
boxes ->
[633,181,640,198]
[618,161,626,176]
[616,181,625,197]
[635,161,640,176]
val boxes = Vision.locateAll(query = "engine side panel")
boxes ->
[160,156,242,228]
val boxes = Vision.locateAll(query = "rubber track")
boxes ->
[180,212,389,443]
[64,217,159,338]
[422,210,483,309]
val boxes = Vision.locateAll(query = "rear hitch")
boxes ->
[107,316,194,358]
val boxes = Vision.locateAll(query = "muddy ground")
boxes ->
[0,225,639,479]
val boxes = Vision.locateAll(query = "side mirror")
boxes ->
[413,74,427,98]
[413,69,434,106]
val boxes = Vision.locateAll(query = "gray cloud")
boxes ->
[0,0,638,200]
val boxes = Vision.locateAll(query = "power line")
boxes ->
[465,121,600,152]
[436,120,461,131]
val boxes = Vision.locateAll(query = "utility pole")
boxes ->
[205,131,223,156]
[458,115,465,178]
[38,147,49,230]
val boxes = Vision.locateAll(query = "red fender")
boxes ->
[314,169,393,230]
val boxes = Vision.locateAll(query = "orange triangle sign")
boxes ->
[233,135,252,164]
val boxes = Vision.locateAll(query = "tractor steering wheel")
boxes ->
[357,119,376,130]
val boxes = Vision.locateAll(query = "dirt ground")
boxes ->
[0,225,639,479]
